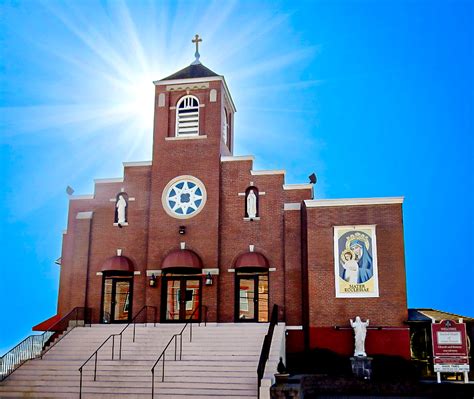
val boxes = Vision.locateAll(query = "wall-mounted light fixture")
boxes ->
[205,272,213,286]
[149,274,157,287]
[179,225,186,235]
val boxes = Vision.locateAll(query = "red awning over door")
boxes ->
[162,249,202,270]
[101,256,134,272]
[234,252,269,269]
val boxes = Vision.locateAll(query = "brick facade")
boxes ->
[51,64,410,357]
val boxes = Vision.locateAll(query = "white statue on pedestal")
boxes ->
[350,316,369,357]
[246,189,257,218]
[116,195,127,224]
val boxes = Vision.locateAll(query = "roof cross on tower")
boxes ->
[191,34,202,65]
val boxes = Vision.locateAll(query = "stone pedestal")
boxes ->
[270,375,301,399]
[350,356,373,380]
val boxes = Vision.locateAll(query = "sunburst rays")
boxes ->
[2,0,322,217]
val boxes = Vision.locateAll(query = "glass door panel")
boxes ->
[163,277,201,322]
[238,278,256,321]
[102,279,113,323]
[184,279,200,320]
[166,280,181,321]
[258,275,269,322]
[113,280,131,322]
[102,276,132,323]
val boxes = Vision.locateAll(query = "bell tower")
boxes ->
[146,36,236,318]
[151,35,236,158]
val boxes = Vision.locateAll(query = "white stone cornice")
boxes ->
[251,170,285,176]
[70,195,94,200]
[94,178,124,184]
[154,76,236,112]
[123,161,152,167]
[165,135,207,141]
[305,197,404,208]
[76,211,94,219]
[146,270,163,277]
[221,155,255,162]
[154,76,222,86]
[283,184,312,190]
[284,203,301,211]
[165,82,209,91]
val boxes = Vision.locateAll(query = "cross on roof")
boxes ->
[191,34,202,65]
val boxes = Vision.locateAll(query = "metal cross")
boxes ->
[192,34,202,54]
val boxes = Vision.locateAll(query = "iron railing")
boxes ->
[78,305,157,398]
[151,305,208,398]
[41,307,92,359]
[0,306,91,381]
[257,304,279,397]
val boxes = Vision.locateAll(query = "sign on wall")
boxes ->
[334,225,379,298]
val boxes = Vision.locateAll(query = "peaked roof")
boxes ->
[408,308,474,323]
[160,62,220,81]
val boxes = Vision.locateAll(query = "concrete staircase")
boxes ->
[0,323,284,398]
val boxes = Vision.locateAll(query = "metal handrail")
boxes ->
[0,333,51,381]
[257,304,279,398]
[151,305,207,399]
[78,305,156,398]
[0,307,91,381]
[41,307,92,359]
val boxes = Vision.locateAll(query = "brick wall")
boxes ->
[302,202,409,357]
[52,74,409,361]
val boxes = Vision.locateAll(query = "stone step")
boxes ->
[0,385,257,395]
[0,391,255,399]
[8,364,257,381]
[0,323,282,399]
[5,376,256,385]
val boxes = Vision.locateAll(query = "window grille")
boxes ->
[176,95,199,136]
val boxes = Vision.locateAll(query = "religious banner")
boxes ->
[334,225,379,298]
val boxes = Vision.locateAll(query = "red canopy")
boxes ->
[32,314,61,331]
[162,249,202,269]
[234,252,269,269]
[101,256,134,272]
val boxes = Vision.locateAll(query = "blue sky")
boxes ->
[0,0,473,355]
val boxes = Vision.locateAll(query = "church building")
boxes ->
[38,37,410,359]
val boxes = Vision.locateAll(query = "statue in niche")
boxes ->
[246,189,257,218]
[350,316,369,356]
[116,194,127,225]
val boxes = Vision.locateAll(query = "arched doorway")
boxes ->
[160,249,202,323]
[100,256,134,323]
[234,252,269,322]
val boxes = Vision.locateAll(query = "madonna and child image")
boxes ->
[334,226,379,298]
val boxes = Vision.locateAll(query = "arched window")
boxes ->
[222,109,228,146]
[176,95,199,136]
[245,186,259,219]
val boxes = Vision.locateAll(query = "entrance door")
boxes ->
[102,277,132,323]
[236,273,268,322]
[162,277,201,322]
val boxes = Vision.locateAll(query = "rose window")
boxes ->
[162,176,207,219]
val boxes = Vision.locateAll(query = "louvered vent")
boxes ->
[176,95,199,136]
